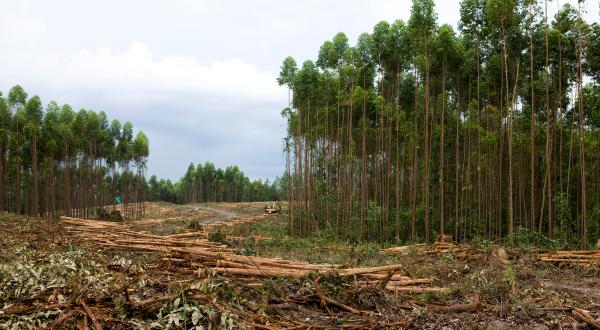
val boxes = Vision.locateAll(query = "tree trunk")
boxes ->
[32,132,39,217]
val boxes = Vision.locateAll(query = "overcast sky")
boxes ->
[1,0,598,181]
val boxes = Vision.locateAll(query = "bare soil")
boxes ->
[1,202,599,329]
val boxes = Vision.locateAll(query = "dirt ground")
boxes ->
[1,202,599,329]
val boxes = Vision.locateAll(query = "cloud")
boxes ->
[0,39,288,181]
[0,2,45,44]
[37,42,284,104]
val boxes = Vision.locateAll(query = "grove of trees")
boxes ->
[279,0,600,247]
[0,85,149,219]
[147,162,286,204]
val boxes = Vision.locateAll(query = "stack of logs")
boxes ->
[539,250,600,267]
[383,242,462,254]
[61,216,447,294]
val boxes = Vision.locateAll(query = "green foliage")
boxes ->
[208,230,227,244]
[508,227,564,251]
[163,161,284,204]
[152,295,237,329]
[278,0,600,247]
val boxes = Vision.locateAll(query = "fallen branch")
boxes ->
[44,308,80,330]
[315,292,362,315]
[572,308,600,329]
[78,298,102,330]
[429,292,481,313]
[378,270,396,289]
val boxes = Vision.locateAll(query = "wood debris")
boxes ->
[539,250,600,267]
[61,216,445,294]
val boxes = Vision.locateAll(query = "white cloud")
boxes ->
[0,2,45,44]
[49,42,285,103]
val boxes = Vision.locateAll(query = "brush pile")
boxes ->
[62,216,447,295]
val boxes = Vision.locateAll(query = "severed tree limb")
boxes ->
[44,308,80,330]
[130,294,178,309]
[572,308,600,329]
[315,292,362,315]
[78,298,102,330]
[0,303,70,316]
[429,291,482,313]
[378,270,397,289]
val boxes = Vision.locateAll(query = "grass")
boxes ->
[225,214,390,266]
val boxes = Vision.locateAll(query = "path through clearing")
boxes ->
[193,205,240,224]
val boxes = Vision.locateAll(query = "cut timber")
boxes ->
[429,292,482,313]
[316,292,363,314]
[357,279,434,286]
[207,267,308,277]
[572,308,600,329]
[539,250,600,267]
[386,286,450,294]
[341,264,405,276]
[383,244,426,254]
[61,215,444,296]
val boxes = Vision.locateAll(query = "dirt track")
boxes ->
[193,205,240,224]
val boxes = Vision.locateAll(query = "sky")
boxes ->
[0,0,598,181]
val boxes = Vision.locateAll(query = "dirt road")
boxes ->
[193,205,240,224]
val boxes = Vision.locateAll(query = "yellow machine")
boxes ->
[264,201,282,214]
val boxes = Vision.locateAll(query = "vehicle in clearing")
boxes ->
[264,201,281,214]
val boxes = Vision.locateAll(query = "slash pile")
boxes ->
[62,216,447,294]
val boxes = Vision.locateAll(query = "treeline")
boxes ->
[0,85,149,219]
[279,0,600,247]
[146,162,286,204]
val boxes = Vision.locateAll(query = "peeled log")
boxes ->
[341,264,405,276]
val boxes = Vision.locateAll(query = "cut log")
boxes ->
[572,308,600,329]
[429,292,482,313]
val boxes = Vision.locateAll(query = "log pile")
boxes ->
[383,242,462,254]
[539,250,600,267]
[61,216,447,294]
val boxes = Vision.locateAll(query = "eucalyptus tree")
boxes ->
[575,0,587,248]
[58,104,75,215]
[409,0,437,243]
[108,119,121,210]
[8,85,27,214]
[459,0,486,231]
[355,32,376,240]
[486,0,521,243]
[432,24,464,237]
[118,121,134,217]
[133,131,149,217]
[386,19,412,241]
[0,95,10,211]
[41,101,61,216]
[277,56,297,234]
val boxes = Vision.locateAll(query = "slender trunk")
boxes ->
[411,69,419,242]
[361,75,367,240]
[577,1,587,248]
[15,118,21,215]
[543,0,553,236]
[32,131,39,217]
[529,2,537,232]
[477,42,482,232]
[395,69,401,241]
[424,41,431,244]
[0,140,4,211]
[440,58,446,236]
